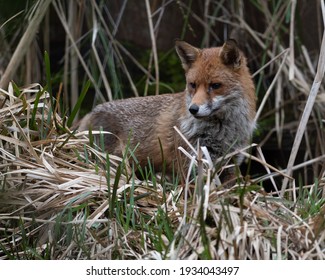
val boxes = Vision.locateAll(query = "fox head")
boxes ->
[175,40,255,120]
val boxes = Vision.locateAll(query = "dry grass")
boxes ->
[0,0,325,260]
[0,83,324,260]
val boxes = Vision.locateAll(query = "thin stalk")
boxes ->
[145,0,159,95]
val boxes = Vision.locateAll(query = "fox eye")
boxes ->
[189,82,196,89]
[210,83,222,90]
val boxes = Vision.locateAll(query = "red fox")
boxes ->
[78,40,256,179]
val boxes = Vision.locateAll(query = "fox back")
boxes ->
[78,40,256,178]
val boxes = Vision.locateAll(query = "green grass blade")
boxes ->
[30,87,46,130]
[109,163,122,219]
[67,80,91,127]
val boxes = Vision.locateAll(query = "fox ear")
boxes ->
[175,40,200,71]
[220,39,242,68]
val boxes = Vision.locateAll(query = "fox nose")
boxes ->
[189,104,199,115]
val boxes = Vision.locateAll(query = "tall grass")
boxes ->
[0,0,324,259]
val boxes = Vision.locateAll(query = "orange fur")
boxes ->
[78,40,256,177]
